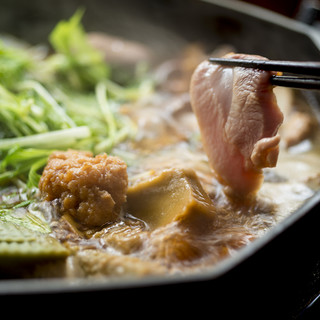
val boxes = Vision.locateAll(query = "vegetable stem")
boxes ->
[95,82,117,140]
[0,126,91,150]
[18,80,76,128]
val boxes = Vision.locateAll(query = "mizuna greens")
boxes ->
[0,9,151,191]
[0,10,152,260]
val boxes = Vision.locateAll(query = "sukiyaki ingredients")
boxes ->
[49,9,110,90]
[74,249,166,277]
[39,150,128,229]
[0,7,319,281]
[126,168,216,232]
[190,53,284,200]
[0,220,69,260]
[88,32,153,67]
[0,10,147,190]
[281,111,316,148]
[154,44,206,94]
[0,207,69,270]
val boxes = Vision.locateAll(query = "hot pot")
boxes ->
[0,0,319,317]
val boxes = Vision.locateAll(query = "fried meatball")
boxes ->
[39,150,128,228]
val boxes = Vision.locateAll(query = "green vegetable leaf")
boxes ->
[0,126,91,150]
[49,9,110,90]
[0,147,51,187]
[0,191,69,263]
[0,207,51,234]
[0,9,143,189]
[27,157,50,189]
[0,40,34,89]
[0,208,69,262]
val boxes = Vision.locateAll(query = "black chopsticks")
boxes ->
[208,57,320,90]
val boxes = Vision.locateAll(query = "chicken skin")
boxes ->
[190,53,283,199]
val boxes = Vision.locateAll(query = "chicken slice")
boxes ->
[190,53,284,200]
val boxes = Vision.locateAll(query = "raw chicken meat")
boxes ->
[190,53,284,200]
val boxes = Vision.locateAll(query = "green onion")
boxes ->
[0,9,150,190]
[0,126,91,150]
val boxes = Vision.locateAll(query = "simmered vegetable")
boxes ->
[0,207,69,264]
[0,10,148,190]
[126,168,216,232]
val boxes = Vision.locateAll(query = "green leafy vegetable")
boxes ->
[0,196,69,262]
[0,40,34,89]
[0,210,69,261]
[0,147,51,187]
[0,81,75,139]
[17,80,76,129]
[0,9,149,192]
[0,126,91,150]
[0,206,51,234]
[0,9,154,265]
[49,8,110,90]
[0,9,157,266]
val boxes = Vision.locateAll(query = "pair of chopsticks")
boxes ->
[208,58,320,90]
